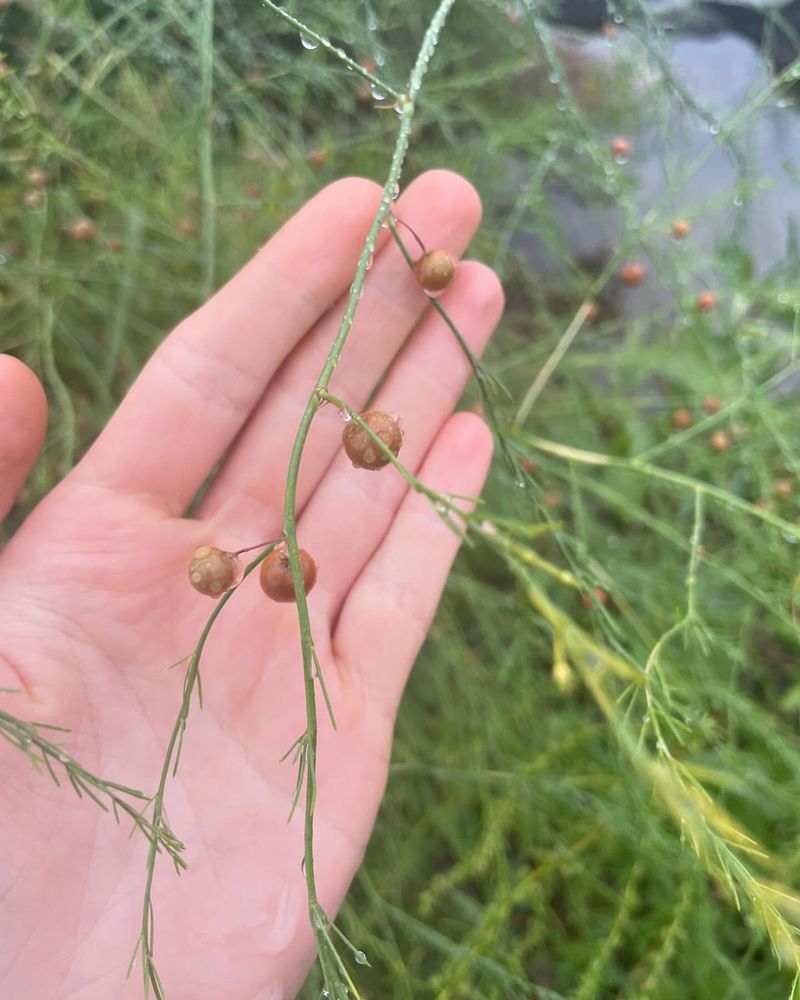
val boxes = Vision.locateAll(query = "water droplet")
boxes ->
[367,11,378,31]
[365,252,374,270]
[393,102,404,115]
[300,34,318,50]
[547,71,560,85]
[338,409,352,422]
[480,519,497,535]
[733,195,743,207]
[320,990,330,999]
[370,84,386,101]
[709,124,720,135]
[434,502,447,514]
[57,752,69,763]
[515,477,526,488]
[391,182,401,201]
[778,99,790,108]
[21,736,32,747]
[354,950,368,965]
[375,52,385,66]
[782,531,799,544]
[614,154,629,165]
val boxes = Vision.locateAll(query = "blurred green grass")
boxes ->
[2,0,800,997]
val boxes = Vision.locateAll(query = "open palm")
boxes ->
[0,171,503,1000]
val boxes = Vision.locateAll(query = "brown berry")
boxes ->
[709,431,731,453]
[107,236,123,253]
[702,394,723,414]
[672,408,692,429]
[343,410,403,470]
[619,261,646,286]
[773,478,793,499]
[413,249,456,292]
[307,148,327,167]
[520,457,538,475]
[601,22,617,38]
[27,167,48,187]
[582,587,609,609]
[610,136,631,159]
[671,218,691,239]
[696,290,717,312]
[543,491,561,510]
[259,544,317,603]
[69,218,96,242]
[188,545,239,597]
[178,218,197,237]
[24,189,43,209]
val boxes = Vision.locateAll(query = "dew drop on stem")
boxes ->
[300,34,318,50]
[365,251,374,270]
[337,409,352,422]
[391,181,401,201]
[354,950,368,965]
[371,84,386,101]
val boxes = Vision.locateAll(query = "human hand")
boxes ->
[0,170,503,1000]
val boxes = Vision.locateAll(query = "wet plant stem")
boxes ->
[136,544,276,998]
[262,0,404,101]
[276,2,458,992]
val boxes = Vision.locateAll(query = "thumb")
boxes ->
[0,355,48,523]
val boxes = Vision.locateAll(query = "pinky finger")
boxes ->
[332,411,493,724]
[0,356,48,523]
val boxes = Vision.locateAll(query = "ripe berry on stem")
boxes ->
[413,249,456,292]
[619,261,646,286]
[696,291,717,312]
[343,410,403,470]
[671,218,691,239]
[259,544,317,603]
[672,408,692,429]
[188,546,240,597]
[69,218,96,242]
[610,136,631,159]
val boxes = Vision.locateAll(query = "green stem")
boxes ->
[520,433,800,540]
[198,0,216,300]
[277,0,459,988]
[261,0,404,102]
[137,545,275,997]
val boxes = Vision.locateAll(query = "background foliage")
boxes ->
[2,0,800,996]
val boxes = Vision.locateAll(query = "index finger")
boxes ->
[75,177,383,514]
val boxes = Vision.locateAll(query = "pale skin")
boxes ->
[0,170,503,1000]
